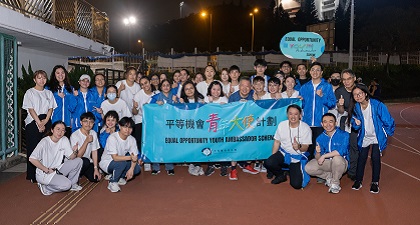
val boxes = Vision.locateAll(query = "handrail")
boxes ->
[0,0,109,44]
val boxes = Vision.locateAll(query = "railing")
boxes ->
[0,0,109,44]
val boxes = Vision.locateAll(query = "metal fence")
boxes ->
[0,0,109,44]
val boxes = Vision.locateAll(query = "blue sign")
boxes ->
[142,99,302,163]
[280,31,325,59]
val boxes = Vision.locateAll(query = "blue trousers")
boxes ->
[107,160,141,182]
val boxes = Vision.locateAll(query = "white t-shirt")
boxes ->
[204,96,229,104]
[231,84,239,93]
[281,90,300,99]
[274,120,312,163]
[29,136,74,185]
[22,88,57,126]
[101,98,133,119]
[250,75,269,91]
[133,89,154,124]
[260,92,272,100]
[70,129,100,162]
[362,101,378,147]
[221,82,231,96]
[99,132,138,172]
[115,80,141,110]
[196,81,212,97]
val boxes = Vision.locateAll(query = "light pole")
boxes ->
[201,11,213,52]
[250,8,258,52]
[349,0,354,69]
[123,16,136,54]
[138,39,145,57]
[180,2,184,18]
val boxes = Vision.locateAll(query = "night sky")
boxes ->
[86,0,419,52]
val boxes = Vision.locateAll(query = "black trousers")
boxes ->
[133,123,143,154]
[80,157,99,182]
[26,114,51,181]
[264,151,303,189]
[308,127,324,160]
[356,144,381,183]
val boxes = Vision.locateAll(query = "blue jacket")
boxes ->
[228,90,254,102]
[316,128,349,160]
[150,92,175,104]
[72,90,102,132]
[50,85,77,127]
[300,79,336,127]
[351,98,395,151]
[89,86,106,128]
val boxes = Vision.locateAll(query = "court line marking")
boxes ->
[399,105,420,130]
[391,136,420,154]
[381,160,420,182]
[389,144,420,156]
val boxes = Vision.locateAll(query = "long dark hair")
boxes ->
[207,81,225,97]
[45,121,66,137]
[180,80,204,103]
[49,65,72,93]
[347,83,374,126]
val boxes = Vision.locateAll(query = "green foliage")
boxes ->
[17,62,35,108]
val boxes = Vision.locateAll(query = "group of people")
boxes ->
[23,59,395,195]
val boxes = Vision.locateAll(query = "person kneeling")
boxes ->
[29,121,83,196]
[99,117,141,193]
[305,113,349,194]
[264,105,312,189]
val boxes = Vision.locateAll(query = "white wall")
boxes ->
[18,47,67,77]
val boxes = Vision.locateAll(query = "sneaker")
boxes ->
[253,162,260,171]
[37,183,52,196]
[271,175,287,184]
[118,178,127,185]
[214,164,221,169]
[104,174,111,180]
[70,184,83,191]
[205,166,215,176]
[352,181,362,190]
[242,165,259,175]
[317,177,327,184]
[229,169,238,180]
[324,178,332,187]
[151,170,160,175]
[107,182,120,193]
[266,171,274,179]
[143,163,151,171]
[259,164,267,173]
[329,184,341,194]
[370,182,380,194]
[220,166,228,177]
[198,166,205,176]
[188,164,199,176]
[167,170,175,175]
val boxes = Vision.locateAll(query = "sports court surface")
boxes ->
[0,102,419,225]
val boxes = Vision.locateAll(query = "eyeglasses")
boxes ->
[353,92,365,97]
[310,69,322,72]
[81,120,94,124]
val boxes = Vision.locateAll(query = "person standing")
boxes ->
[22,70,57,183]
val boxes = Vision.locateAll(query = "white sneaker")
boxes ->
[325,178,332,187]
[188,164,199,176]
[329,184,341,194]
[38,183,52,196]
[70,184,83,191]
[197,166,204,176]
[118,178,127,186]
[104,174,111,180]
[107,182,121,193]
[143,163,151,171]
[260,164,267,173]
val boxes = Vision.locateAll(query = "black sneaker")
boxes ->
[214,164,221,169]
[370,182,380,194]
[266,171,274,179]
[167,170,175,176]
[205,166,215,176]
[271,175,287,184]
[352,181,362,190]
[220,166,228,176]
[151,170,160,175]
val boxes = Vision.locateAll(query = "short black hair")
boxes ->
[280,61,292,68]
[252,76,265,84]
[229,65,241,73]
[80,112,95,122]
[268,77,280,85]
[310,62,324,71]
[287,104,302,114]
[322,113,337,122]
[104,110,119,122]
[119,117,135,128]
[254,59,267,67]
[341,68,355,77]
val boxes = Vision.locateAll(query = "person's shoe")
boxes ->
[70,184,83,191]
[151,170,160,175]
[347,174,356,181]
[229,169,238,180]
[220,166,228,177]
[107,182,120,193]
[352,181,362,190]
[167,170,175,175]
[370,182,380,194]
[214,164,221,169]
[118,178,127,185]
[205,166,215,176]
[197,166,205,176]
[38,183,52,196]
[324,178,332,187]
[143,163,151,171]
[329,184,341,194]
[259,164,267,173]
[317,177,327,184]
[188,164,199,176]
[253,162,261,171]
[242,165,259,175]
[271,175,287,184]
[266,171,274,179]
[104,174,111,180]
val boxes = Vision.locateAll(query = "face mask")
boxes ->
[107,93,117,101]
[330,79,341,86]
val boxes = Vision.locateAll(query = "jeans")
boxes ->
[356,144,381,183]
[107,160,141,183]
[152,163,174,171]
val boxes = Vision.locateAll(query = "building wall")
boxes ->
[18,47,68,77]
